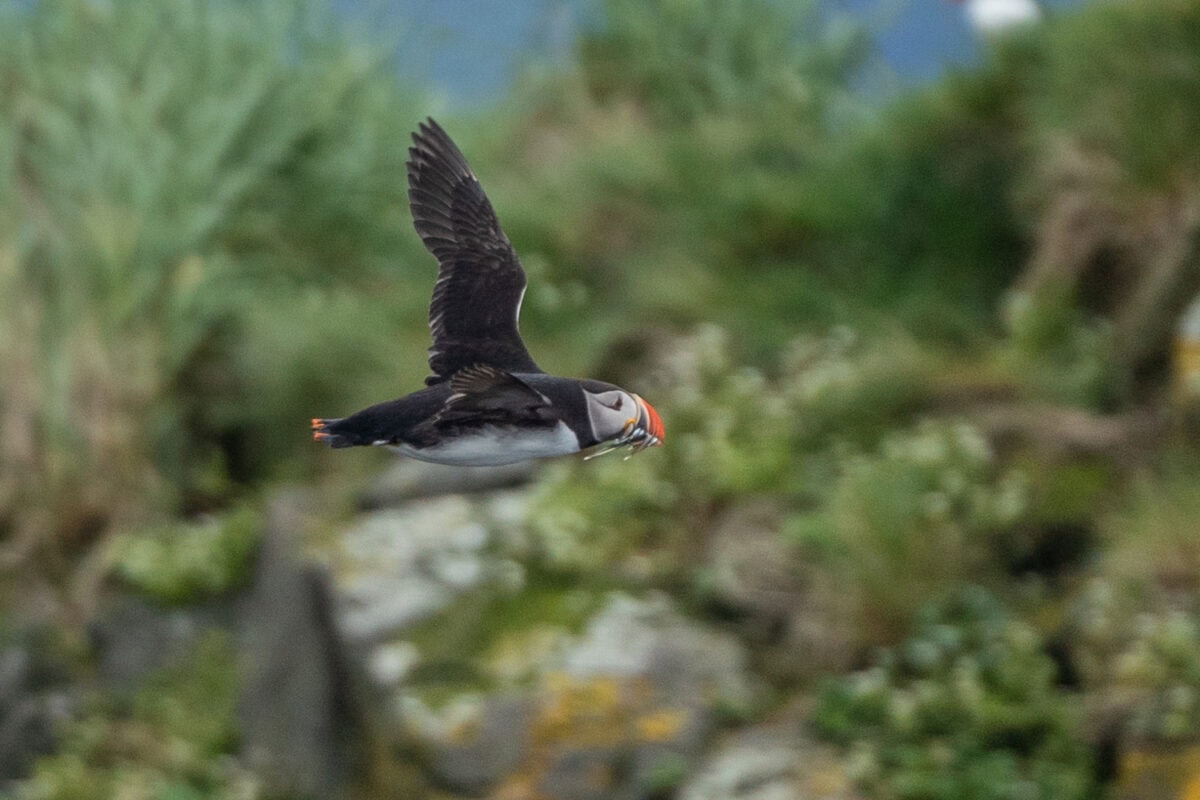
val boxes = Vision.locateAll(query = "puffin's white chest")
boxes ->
[386,421,580,466]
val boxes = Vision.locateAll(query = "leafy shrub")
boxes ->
[1111,610,1200,743]
[1070,579,1200,744]
[803,76,1030,340]
[804,421,1028,645]
[108,506,262,605]
[1053,465,1200,741]
[780,328,938,456]
[993,0,1200,395]
[1000,289,1113,408]
[526,326,783,575]
[487,0,904,367]
[1006,0,1200,199]
[525,326,946,580]
[813,588,1095,800]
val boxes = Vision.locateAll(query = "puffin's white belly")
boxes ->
[385,421,580,466]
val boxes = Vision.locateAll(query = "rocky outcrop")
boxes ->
[703,501,857,679]
[236,492,352,800]
[301,458,760,799]
[0,637,75,788]
[482,593,754,800]
[680,721,863,800]
[360,460,539,509]
[330,495,505,644]
[8,462,863,799]
[90,595,231,692]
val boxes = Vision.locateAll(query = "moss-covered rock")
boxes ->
[394,592,754,798]
[17,632,257,800]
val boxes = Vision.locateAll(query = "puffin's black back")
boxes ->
[314,384,451,448]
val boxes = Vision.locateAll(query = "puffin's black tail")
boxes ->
[311,417,357,448]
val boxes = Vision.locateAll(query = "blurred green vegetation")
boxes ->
[2,0,1200,797]
[107,506,262,605]
[813,588,1096,800]
[0,0,428,582]
[1074,578,1200,744]
[19,633,254,800]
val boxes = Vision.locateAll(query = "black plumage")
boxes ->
[407,119,541,383]
[311,118,663,465]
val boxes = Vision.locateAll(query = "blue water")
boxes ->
[335,0,1085,108]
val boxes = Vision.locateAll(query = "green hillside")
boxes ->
[3,0,1200,798]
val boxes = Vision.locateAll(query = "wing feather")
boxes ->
[407,118,541,384]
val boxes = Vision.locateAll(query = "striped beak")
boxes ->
[631,394,664,450]
[584,393,664,461]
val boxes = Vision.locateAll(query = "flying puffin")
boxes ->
[311,119,664,466]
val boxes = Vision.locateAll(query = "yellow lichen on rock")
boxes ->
[635,709,687,742]
[1115,743,1200,800]
[486,672,700,799]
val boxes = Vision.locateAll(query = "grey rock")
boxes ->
[562,593,753,710]
[366,641,421,688]
[539,746,623,800]
[236,491,350,800]
[337,578,450,641]
[420,693,534,795]
[0,691,74,784]
[386,592,755,799]
[706,501,800,625]
[681,740,800,800]
[680,723,863,800]
[430,549,485,589]
[0,640,75,785]
[0,649,31,717]
[361,459,537,508]
[328,498,496,646]
[522,593,755,800]
[90,595,228,693]
[629,709,713,795]
[706,502,859,678]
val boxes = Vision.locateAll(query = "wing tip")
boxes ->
[407,117,471,183]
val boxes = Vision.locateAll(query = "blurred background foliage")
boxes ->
[0,0,427,598]
[2,0,1200,797]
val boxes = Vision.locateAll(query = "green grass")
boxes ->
[1099,457,1200,600]
[0,0,424,568]
[1004,0,1200,199]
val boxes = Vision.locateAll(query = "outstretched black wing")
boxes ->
[407,118,542,385]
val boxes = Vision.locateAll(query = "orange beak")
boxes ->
[633,395,664,447]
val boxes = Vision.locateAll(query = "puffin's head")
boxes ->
[581,384,664,459]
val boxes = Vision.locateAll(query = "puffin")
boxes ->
[311,119,664,466]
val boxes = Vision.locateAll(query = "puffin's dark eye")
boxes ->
[604,396,623,411]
